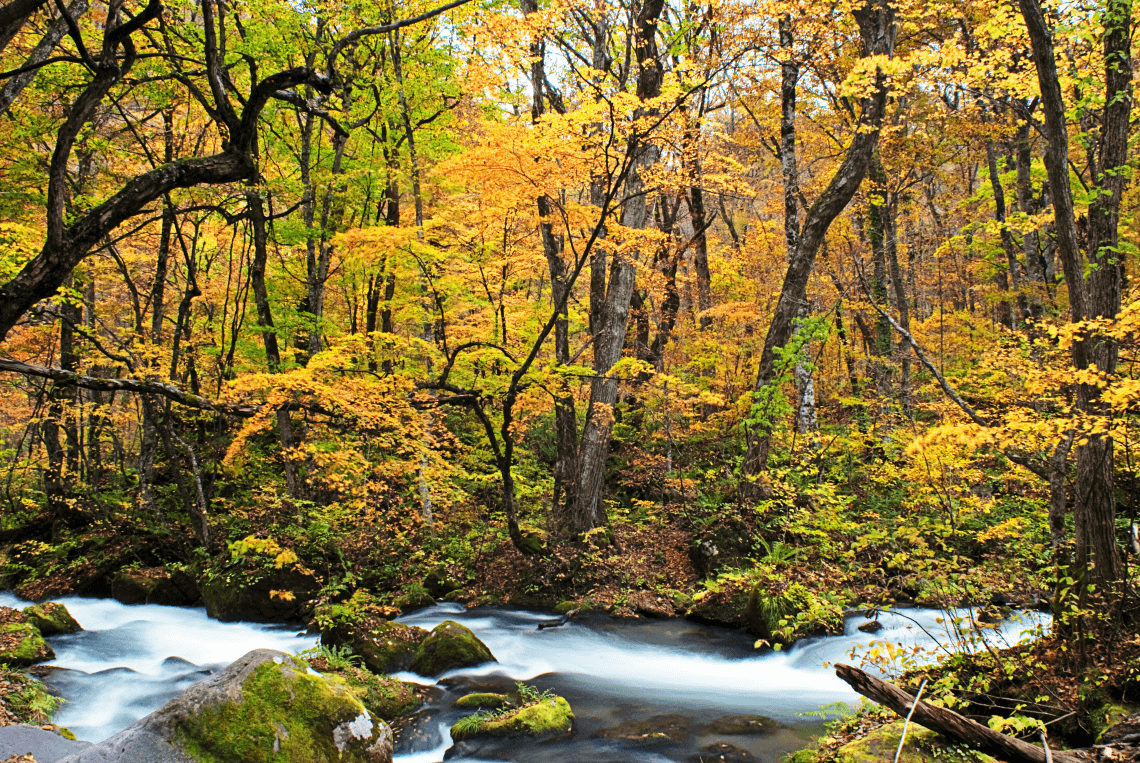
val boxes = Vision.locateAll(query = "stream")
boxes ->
[0,592,1049,763]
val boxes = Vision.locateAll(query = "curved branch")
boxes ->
[327,0,472,69]
[0,358,259,417]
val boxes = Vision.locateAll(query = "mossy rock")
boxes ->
[317,665,420,721]
[201,566,321,623]
[148,568,201,607]
[474,595,501,606]
[1096,702,1140,742]
[450,696,574,741]
[112,569,161,605]
[423,567,463,598]
[835,722,999,763]
[393,584,434,610]
[22,602,80,636]
[0,623,54,667]
[555,599,595,614]
[323,620,427,675]
[685,586,750,629]
[442,589,471,603]
[456,693,512,709]
[409,621,495,677]
[63,649,393,763]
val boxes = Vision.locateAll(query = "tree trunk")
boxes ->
[246,187,300,498]
[742,0,895,480]
[835,664,1082,763]
[985,138,1026,328]
[1017,0,1131,605]
[563,0,666,535]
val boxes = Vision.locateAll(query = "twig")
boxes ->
[894,679,929,763]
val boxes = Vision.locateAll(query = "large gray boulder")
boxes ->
[57,648,392,763]
[0,725,92,762]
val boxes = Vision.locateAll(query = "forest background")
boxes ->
[0,0,1138,749]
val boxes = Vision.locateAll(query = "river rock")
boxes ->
[323,620,428,675]
[0,622,54,667]
[858,620,883,634]
[600,713,692,743]
[455,693,512,710]
[394,708,444,755]
[627,591,674,618]
[303,654,420,721]
[685,587,749,629]
[147,569,200,607]
[23,602,81,636]
[201,566,320,622]
[111,567,199,607]
[0,725,93,763]
[450,695,573,741]
[56,648,392,763]
[422,567,463,599]
[835,721,999,763]
[689,743,757,763]
[409,621,495,677]
[393,584,435,611]
[701,714,785,735]
[111,569,162,605]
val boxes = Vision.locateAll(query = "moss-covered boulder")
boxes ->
[0,623,54,667]
[23,602,81,636]
[322,620,428,675]
[835,722,999,763]
[201,566,321,623]
[303,654,420,721]
[455,693,512,710]
[408,621,495,677]
[148,568,201,607]
[685,585,750,629]
[450,696,574,741]
[555,600,593,614]
[56,648,392,763]
[422,567,463,599]
[112,569,161,605]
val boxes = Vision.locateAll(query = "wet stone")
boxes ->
[599,713,693,744]
[689,742,759,762]
[701,715,785,736]
[392,708,443,755]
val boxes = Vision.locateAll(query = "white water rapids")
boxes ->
[0,592,1049,762]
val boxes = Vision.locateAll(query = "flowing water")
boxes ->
[0,592,1048,763]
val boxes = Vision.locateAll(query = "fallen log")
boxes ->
[835,664,1083,763]
[536,608,580,631]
